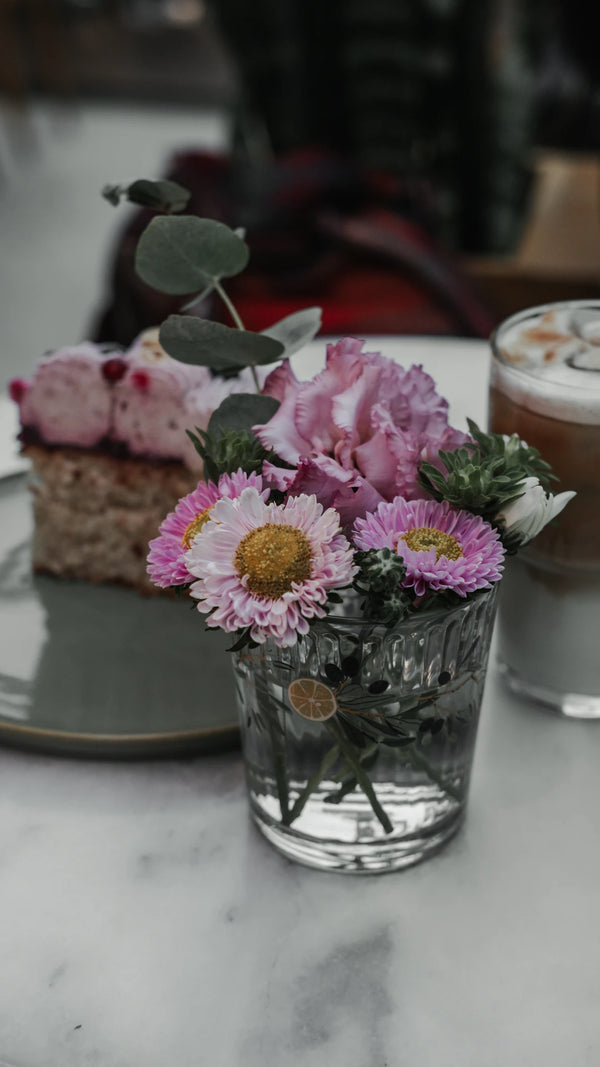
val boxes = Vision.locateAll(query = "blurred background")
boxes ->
[1,0,600,381]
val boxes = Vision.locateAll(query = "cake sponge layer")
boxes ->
[25,445,199,593]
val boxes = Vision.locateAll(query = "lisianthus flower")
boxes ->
[147,470,268,588]
[255,338,468,524]
[495,477,576,545]
[186,487,357,647]
[353,497,505,597]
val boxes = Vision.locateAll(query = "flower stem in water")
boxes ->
[327,719,394,834]
[288,744,341,824]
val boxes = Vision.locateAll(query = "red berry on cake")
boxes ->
[130,369,150,391]
[101,357,128,382]
[8,378,28,404]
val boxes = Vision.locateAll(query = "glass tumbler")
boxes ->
[489,300,600,717]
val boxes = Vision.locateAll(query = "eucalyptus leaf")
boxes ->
[136,216,250,295]
[127,179,191,213]
[102,179,190,213]
[159,316,284,369]
[261,307,322,357]
[207,393,280,438]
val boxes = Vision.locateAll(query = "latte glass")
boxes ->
[489,300,600,717]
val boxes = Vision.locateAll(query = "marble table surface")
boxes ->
[1,338,600,1067]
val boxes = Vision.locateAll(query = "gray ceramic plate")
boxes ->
[0,474,240,758]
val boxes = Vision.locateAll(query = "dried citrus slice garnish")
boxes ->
[287,678,338,722]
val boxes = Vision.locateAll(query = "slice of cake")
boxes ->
[10,328,257,593]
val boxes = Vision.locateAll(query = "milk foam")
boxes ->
[492,303,600,424]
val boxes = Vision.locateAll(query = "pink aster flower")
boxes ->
[186,487,357,647]
[353,497,505,598]
[147,470,268,588]
[255,338,468,524]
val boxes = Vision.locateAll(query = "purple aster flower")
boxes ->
[186,488,357,647]
[353,497,505,597]
[147,470,268,588]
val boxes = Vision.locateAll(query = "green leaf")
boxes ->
[159,316,284,369]
[261,307,322,357]
[126,179,191,213]
[226,627,259,653]
[207,393,280,438]
[102,179,190,213]
[135,216,250,295]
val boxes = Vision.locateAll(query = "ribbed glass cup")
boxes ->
[233,588,497,874]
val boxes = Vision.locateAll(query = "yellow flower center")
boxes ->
[181,506,214,549]
[234,524,312,598]
[400,525,463,561]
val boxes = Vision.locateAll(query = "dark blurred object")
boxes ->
[92,147,495,345]
[0,0,73,99]
[537,0,600,152]
[208,0,547,257]
[464,150,600,321]
[0,0,235,104]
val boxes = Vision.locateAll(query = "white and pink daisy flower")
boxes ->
[185,487,357,647]
[147,470,268,588]
[353,497,505,598]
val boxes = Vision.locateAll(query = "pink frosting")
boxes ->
[16,343,114,448]
[111,329,211,468]
[9,328,264,468]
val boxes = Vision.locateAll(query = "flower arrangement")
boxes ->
[146,337,573,646]
[107,179,575,867]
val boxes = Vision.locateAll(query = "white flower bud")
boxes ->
[496,476,576,545]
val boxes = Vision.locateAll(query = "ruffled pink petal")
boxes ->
[331,362,385,467]
[255,362,308,463]
[330,477,386,528]
[291,339,380,456]
[353,424,400,499]
[283,454,358,507]
[261,360,299,403]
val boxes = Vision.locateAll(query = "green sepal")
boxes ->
[186,424,274,482]
[353,548,412,625]
[418,419,558,520]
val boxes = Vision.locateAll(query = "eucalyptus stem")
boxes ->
[214,279,245,330]
[407,745,462,802]
[250,365,260,392]
[288,744,341,824]
[213,279,261,393]
[327,718,393,834]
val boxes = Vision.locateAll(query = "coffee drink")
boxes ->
[489,301,600,716]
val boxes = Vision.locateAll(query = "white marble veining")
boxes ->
[1,663,600,1067]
